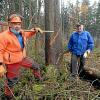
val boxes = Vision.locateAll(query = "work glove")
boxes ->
[83,49,91,58]
[31,27,43,34]
[35,28,43,34]
[0,65,6,78]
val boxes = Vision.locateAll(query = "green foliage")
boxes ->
[32,84,45,93]
[0,50,100,99]
[45,65,58,82]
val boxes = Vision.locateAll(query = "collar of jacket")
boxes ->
[75,31,84,35]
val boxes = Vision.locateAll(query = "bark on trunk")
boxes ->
[84,67,100,79]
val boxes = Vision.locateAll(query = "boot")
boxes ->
[33,69,43,82]
[4,86,14,100]
[5,95,13,100]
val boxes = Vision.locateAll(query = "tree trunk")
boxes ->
[84,67,100,79]
[45,0,62,65]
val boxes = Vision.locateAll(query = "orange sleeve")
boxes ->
[0,35,8,63]
[24,31,36,39]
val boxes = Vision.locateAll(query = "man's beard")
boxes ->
[14,26,21,32]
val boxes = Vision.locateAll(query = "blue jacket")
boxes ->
[67,31,94,55]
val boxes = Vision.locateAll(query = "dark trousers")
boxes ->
[70,54,85,77]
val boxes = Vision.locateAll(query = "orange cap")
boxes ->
[10,16,22,23]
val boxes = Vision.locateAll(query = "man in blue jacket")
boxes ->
[67,23,94,79]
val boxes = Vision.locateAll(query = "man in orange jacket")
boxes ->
[0,14,43,99]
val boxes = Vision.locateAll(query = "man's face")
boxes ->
[76,25,84,32]
[9,22,22,32]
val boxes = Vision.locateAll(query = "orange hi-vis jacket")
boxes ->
[0,29,36,64]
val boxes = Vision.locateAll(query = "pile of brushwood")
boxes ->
[0,49,100,100]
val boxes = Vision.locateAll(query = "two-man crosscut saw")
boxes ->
[24,30,54,33]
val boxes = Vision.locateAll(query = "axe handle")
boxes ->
[24,30,54,33]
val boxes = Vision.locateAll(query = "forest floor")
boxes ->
[60,48,100,100]
[0,48,100,100]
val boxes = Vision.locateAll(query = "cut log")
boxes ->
[84,67,100,79]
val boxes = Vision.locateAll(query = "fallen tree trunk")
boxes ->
[84,67,100,79]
